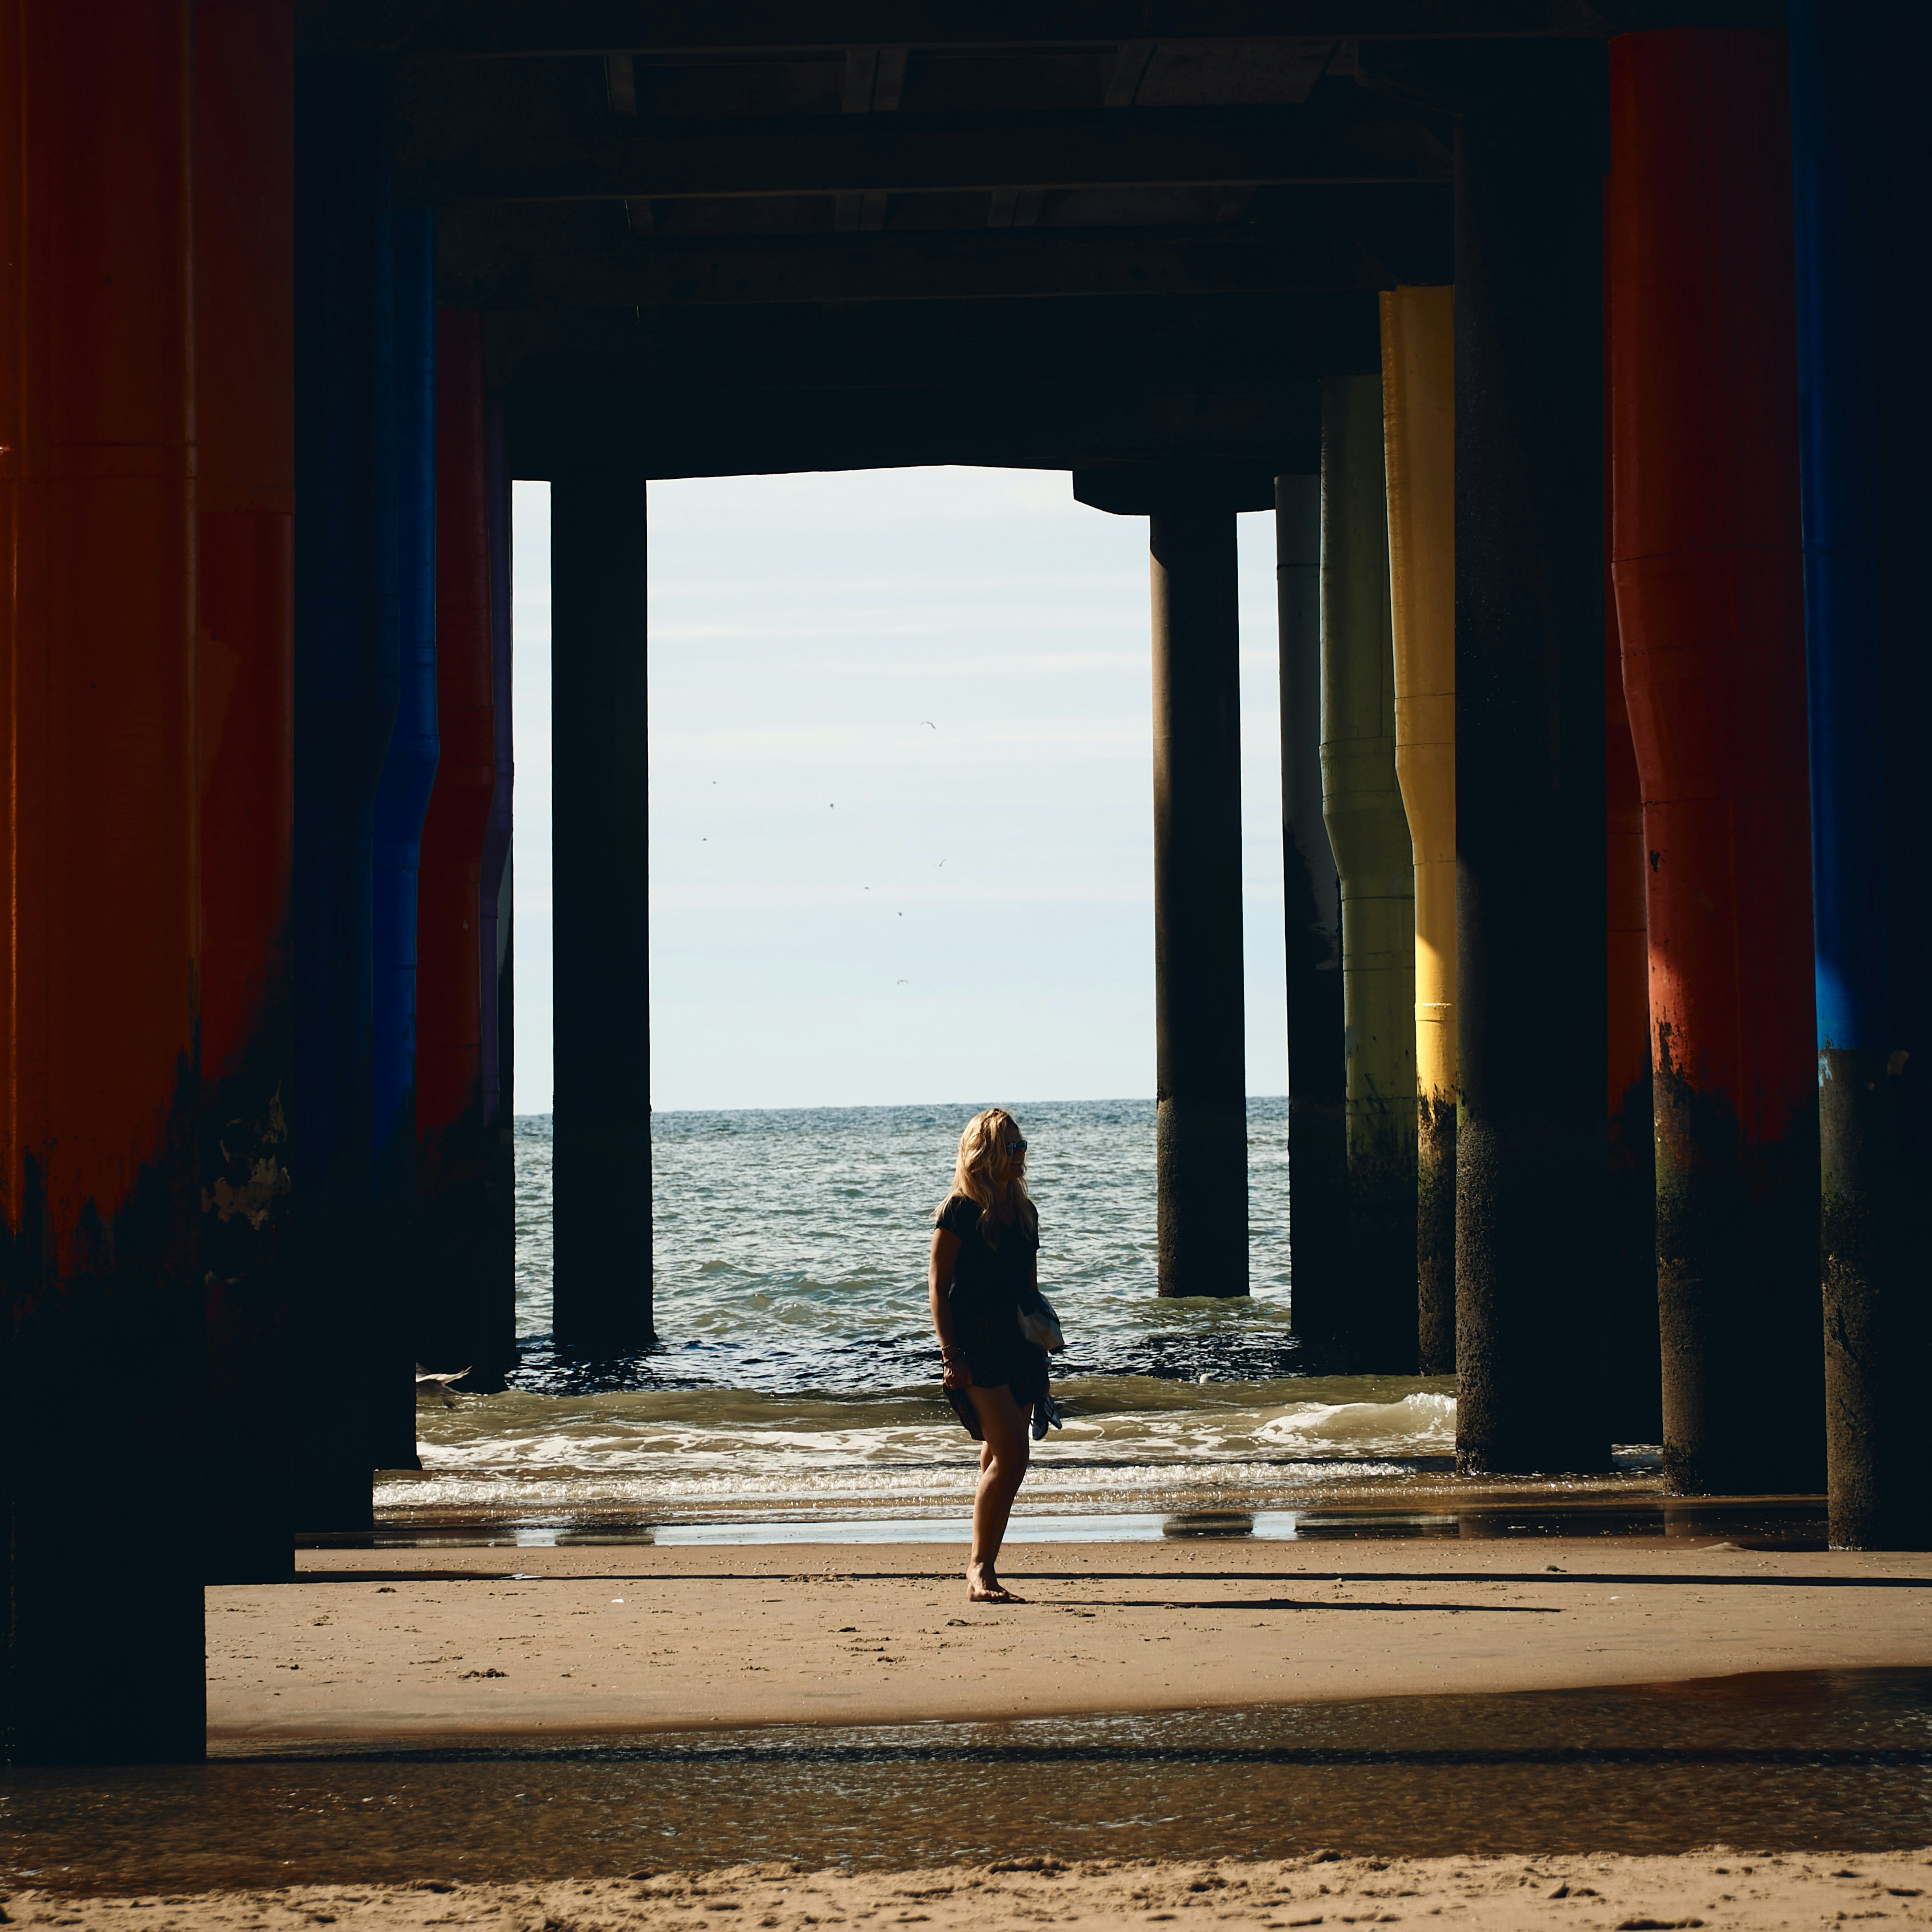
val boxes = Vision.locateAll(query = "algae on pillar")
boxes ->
[1321,374,1417,1369]
[1379,287,1458,1377]
[1277,475,1346,1341]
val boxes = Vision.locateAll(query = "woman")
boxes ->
[928,1107,1048,1604]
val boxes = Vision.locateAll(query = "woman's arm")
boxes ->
[929,1228,968,1389]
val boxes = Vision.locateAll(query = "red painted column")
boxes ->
[1,0,205,1759]
[1608,30,1821,1494]
[195,0,297,1585]
[1603,591,1659,1443]
[415,310,500,1371]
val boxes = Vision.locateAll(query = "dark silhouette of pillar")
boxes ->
[1322,375,1415,1365]
[195,0,297,1586]
[2,0,205,1763]
[417,310,501,1372]
[1609,30,1822,1496]
[292,51,400,1526]
[1150,508,1250,1298]
[1604,589,1661,1444]
[1277,474,1346,1341]
[1790,0,1932,1547]
[369,204,437,1458]
[551,476,655,1351]
[1453,50,1611,1474]
[1074,466,1259,1298]
[479,394,518,1371]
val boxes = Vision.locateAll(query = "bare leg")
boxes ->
[964,1383,1031,1602]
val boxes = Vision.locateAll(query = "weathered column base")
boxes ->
[554,1117,657,1353]
[1654,1082,1822,1497]
[1156,1098,1250,1299]
[1286,1094,1346,1342]
[1455,1115,1613,1476]
[1417,1095,1456,1375]
[1820,1049,1926,1547]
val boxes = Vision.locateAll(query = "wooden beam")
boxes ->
[480,289,1380,454]
[506,369,1329,479]
[435,199,1450,307]
[401,106,1452,201]
[305,3,1750,58]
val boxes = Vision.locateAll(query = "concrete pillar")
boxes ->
[551,475,655,1351]
[1,0,204,1762]
[1604,591,1661,1444]
[416,310,502,1373]
[369,203,437,1459]
[194,0,297,1586]
[1790,0,1931,1547]
[1453,54,1611,1474]
[1150,509,1250,1298]
[479,393,518,1371]
[1609,30,1822,1495]
[1277,475,1346,1342]
[292,51,401,1525]
[1379,287,1458,1376]
[1321,375,1415,1366]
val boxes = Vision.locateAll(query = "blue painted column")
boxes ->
[292,53,400,1526]
[370,205,439,1449]
[1790,0,1931,1549]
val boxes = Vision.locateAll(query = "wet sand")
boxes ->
[7,1850,1931,1931]
[209,1537,1932,1747]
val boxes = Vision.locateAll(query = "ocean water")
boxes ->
[383,1101,1605,1531]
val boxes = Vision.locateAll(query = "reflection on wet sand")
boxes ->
[5,1671,1929,1894]
[312,1497,1830,1553]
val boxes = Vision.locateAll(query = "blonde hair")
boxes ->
[935,1107,1038,1249]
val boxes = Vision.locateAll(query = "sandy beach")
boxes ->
[8,1850,1931,1931]
[9,1533,1926,1927]
[209,1535,1932,1746]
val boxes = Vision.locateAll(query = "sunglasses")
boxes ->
[1005,1138,1028,1154]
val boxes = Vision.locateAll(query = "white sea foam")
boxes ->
[389,1107,1458,1530]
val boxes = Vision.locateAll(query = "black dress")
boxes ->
[937,1193,1049,1437]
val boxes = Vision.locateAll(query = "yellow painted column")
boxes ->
[1321,373,1417,1369]
[1379,286,1457,1377]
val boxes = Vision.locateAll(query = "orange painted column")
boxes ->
[1,0,204,1761]
[195,0,297,1586]
[415,310,502,1373]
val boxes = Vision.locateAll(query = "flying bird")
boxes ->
[416,1364,472,1408]
[920,719,936,729]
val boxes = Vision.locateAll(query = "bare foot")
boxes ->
[967,1564,1026,1604]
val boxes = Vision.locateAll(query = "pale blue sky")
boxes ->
[511,467,1287,1113]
